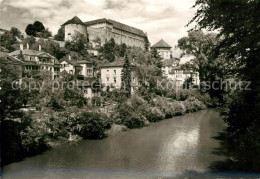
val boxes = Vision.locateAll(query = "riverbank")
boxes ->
[2,91,213,166]
[2,109,231,179]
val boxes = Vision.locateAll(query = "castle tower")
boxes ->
[151,39,172,60]
[62,16,87,41]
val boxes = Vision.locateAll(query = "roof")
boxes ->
[59,58,82,67]
[151,39,172,48]
[100,59,137,68]
[9,49,56,59]
[77,60,92,64]
[100,60,125,68]
[62,16,86,26]
[85,18,147,37]
[162,58,180,67]
[0,46,9,52]
[0,52,24,65]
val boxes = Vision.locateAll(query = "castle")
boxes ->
[62,16,148,50]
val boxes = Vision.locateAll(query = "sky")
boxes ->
[0,0,196,59]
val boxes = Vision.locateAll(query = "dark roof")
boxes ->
[162,58,180,67]
[62,16,86,26]
[100,59,137,68]
[100,60,125,68]
[85,18,147,37]
[151,39,172,48]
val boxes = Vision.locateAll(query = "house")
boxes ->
[8,44,61,79]
[77,79,101,105]
[59,55,94,78]
[59,55,82,76]
[162,58,180,77]
[100,60,139,93]
[167,67,200,87]
[151,39,172,59]
[161,58,199,87]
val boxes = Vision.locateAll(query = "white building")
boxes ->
[100,60,138,93]
[9,44,61,79]
[162,58,200,87]
[151,39,172,59]
[59,56,93,78]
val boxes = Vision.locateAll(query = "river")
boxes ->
[2,109,251,178]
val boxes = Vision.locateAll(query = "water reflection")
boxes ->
[3,109,254,178]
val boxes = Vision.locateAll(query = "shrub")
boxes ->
[144,107,165,122]
[170,101,186,115]
[79,112,112,139]
[122,113,147,129]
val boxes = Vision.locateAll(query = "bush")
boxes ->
[79,112,112,139]
[183,97,207,112]
[122,113,147,129]
[144,107,165,122]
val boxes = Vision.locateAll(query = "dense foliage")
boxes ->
[190,0,260,172]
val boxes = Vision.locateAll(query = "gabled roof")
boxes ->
[59,58,82,67]
[162,58,180,67]
[151,39,172,48]
[62,16,86,26]
[85,18,147,37]
[9,49,56,59]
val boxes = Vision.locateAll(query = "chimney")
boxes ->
[68,55,71,60]
[20,43,24,51]
[27,43,29,49]
[39,44,41,51]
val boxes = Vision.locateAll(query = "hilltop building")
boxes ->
[61,16,148,50]
[151,39,172,60]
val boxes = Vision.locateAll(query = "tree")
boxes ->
[25,24,36,36]
[190,0,260,172]
[25,21,47,37]
[98,38,116,62]
[0,62,25,119]
[10,27,22,38]
[54,26,65,41]
[65,32,88,55]
[0,31,17,52]
[121,53,132,97]
[36,28,52,38]
[33,21,45,32]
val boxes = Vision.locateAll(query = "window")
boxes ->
[107,70,109,72]
[68,33,71,35]
[114,70,116,74]
[107,77,109,82]
[114,78,117,83]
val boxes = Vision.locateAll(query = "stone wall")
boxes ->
[65,24,87,41]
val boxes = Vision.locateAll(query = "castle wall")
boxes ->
[65,22,146,49]
[64,24,87,41]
